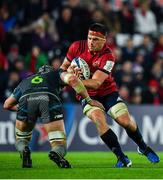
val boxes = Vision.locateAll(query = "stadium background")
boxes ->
[0,0,163,152]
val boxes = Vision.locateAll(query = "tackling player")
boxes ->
[3,65,104,168]
[60,23,160,167]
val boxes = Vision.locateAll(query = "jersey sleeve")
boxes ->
[98,53,115,74]
[66,41,79,62]
[11,82,23,101]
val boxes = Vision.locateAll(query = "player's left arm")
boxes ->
[82,70,108,90]
[82,54,115,89]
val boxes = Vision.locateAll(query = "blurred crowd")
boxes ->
[0,0,163,105]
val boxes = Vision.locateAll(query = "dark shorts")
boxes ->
[80,91,125,112]
[17,92,63,124]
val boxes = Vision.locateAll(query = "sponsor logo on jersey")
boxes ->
[54,114,63,119]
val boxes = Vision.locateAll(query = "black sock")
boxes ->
[126,126,147,151]
[100,129,125,159]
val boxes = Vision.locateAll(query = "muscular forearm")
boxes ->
[82,79,101,90]
[60,58,70,70]
[61,72,90,99]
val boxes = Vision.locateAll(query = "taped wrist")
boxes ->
[73,79,86,94]
[81,96,92,106]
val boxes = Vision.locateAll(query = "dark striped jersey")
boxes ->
[66,40,117,97]
[11,70,62,102]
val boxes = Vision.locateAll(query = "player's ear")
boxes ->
[103,38,106,43]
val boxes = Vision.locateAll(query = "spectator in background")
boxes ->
[13,59,31,80]
[7,44,23,71]
[116,1,135,34]
[134,1,157,36]
[56,6,75,54]
[97,0,118,34]
[12,12,59,43]
[119,85,130,102]
[5,71,20,98]
[25,46,47,73]
[150,56,163,80]
[114,61,133,87]
[150,0,163,33]
[130,87,142,104]
[121,38,136,62]
[0,3,17,32]
[135,35,154,74]
[41,12,59,42]
[0,46,8,70]
[32,19,55,52]
[152,34,163,60]
[66,0,91,39]
[90,8,111,32]
[23,0,44,24]
[49,56,62,70]
[0,47,8,102]
[142,79,160,105]
[158,76,163,103]
[0,20,5,43]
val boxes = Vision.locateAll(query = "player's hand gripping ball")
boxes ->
[71,57,90,80]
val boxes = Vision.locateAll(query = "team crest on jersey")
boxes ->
[93,61,100,67]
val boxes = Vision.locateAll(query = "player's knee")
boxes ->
[83,104,103,117]
[117,117,130,128]
[83,105,108,130]
[91,110,104,122]
[15,127,32,141]
[108,102,129,119]
[48,131,66,145]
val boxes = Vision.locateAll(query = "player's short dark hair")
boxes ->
[38,65,54,74]
[89,23,107,36]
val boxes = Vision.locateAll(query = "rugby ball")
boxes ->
[71,57,90,79]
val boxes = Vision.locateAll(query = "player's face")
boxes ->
[88,35,106,52]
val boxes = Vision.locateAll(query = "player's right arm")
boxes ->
[3,82,23,111]
[3,96,18,111]
[60,41,84,78]
[60,71,104,110]
[60,57,71,71]
[60,41,79,72]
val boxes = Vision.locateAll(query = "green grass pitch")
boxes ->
[0,152,162,179]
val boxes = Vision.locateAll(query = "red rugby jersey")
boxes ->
[66,40,118,97]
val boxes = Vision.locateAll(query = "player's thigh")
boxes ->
[43,119,65,133]
[39,94,64,124]
[17,94,39,124]
[16,119,35,132]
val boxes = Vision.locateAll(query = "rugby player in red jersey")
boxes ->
[60,23,160,167]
